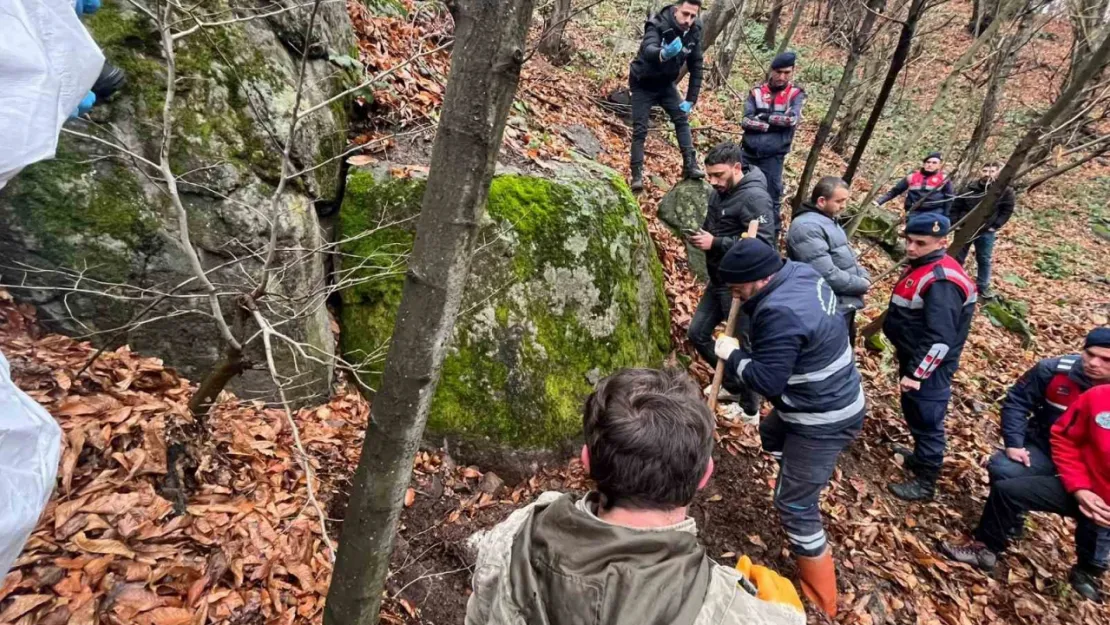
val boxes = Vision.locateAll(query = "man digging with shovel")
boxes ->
[712,239,866,617]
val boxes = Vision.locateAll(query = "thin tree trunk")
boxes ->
[776,0,809,55]
[791,0,885,214]
[955,12,1034,183]
[764,0,784,48]
[709,0,749,88]
[678,0,746,82]
[188,347,247,417]
[842,0,928,184]
[538,0,571,61]
[323,1,535,623]
[845,0,1022,235]
[831,48,885,153]
[949,29,1110,255]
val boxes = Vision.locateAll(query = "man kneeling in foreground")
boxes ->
[465,368,805,625]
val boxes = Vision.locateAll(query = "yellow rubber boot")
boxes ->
[795,547,838,617]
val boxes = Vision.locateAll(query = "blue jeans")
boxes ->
[954,230,996,291]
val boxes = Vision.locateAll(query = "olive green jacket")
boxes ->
[465,492,804,625]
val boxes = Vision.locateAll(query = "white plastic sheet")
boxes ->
[0,349,62,578]
[0,0,105,191]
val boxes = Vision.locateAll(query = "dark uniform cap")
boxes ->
[771,51,796,70]
[905,213,950,236]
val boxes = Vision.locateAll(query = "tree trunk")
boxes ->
[776,0,809,55]
[955,12,1034,183]
[1038,0,1109,153]
[949,27,1110,255]
[764,0,784,49]
[791,0,885,214]
[831,48,885,154]
[322,1,535,623]
[709,0,749,88]
[1021,140,1110,192]
[845,0,1021,235]
[538,0,571,62]
[842,0,928,184]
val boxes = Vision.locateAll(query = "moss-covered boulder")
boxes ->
[657,180,712,281]
[339,160,671,450]
[0,1,356,404]
[856,206,905,260]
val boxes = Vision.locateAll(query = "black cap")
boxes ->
[1086,327,1110,349]
[718,239,784,284]
[924,151,942,162]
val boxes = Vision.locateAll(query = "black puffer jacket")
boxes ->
[701,167,775,282]
[629,5,704,104]
[950,178,1015,232]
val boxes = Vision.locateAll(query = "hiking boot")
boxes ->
[682,150,705,180]
[1069,566,1105,603]
[938,541,998,571]
[889,477,936,501]
[630,165,644,193]
[978,286,995,300]
[892,445,921,474]
[91,61,127,101]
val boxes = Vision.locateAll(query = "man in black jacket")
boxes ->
[687,142,775,418]
[628,1,705,192]
[950,162,1015,299]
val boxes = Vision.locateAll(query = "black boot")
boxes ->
[682,150,705,180]
[91,61,127,102]
[889,476,936,501]
[1069,566,1105,603]
[630,164,644,193]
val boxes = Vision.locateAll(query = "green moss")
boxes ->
[3,139,162,281]
[338,166,671,448]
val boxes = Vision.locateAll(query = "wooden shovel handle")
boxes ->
[709,295,743,412]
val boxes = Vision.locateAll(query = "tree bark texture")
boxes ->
[677,0,746,82]
[776,0,809,55]
[709,0,749,88]
[955,12,1033,184]
[322,0,535,623]
[791,0,885,214]
[842,0,928,184]
[1041,0,1109,152]
[949,29,1110,255]
[831,47,886,154]
[538,0,572,62]
[764,0,784,49]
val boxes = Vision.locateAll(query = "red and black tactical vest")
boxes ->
[891,254,977,311]
[1045,355,1083,412]
[907,170,948,194]
[751,83,803,114]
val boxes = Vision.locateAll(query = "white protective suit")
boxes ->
[0,0,105,190]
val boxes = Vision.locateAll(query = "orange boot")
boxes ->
[795,547,838,617]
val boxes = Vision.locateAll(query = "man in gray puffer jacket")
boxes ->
[786,177,871,343]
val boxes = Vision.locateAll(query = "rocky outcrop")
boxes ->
[338,159,671,451]
[657,179,712,281]
[0,2,357,403]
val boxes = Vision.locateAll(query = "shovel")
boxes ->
[707,219,760,413]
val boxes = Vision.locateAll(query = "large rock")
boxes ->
[338,159,671,451]
[657,180,712,281]
[855,206,906,260]
[0,1,357,403]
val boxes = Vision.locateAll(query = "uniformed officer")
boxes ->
[874,152,955,216]
[883,213,977,501]
[740,51,806,240]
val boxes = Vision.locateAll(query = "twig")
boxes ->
[389,566,471,601]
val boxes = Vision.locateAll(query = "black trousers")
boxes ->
[843,309,857,347]
[629,80,693,170]
[975,474,1110,572]
[900,390,951,481]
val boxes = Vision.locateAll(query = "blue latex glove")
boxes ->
[70,91,96,118]
[680,101,693,114]
[661,37,683,61]
[74,0,101,16]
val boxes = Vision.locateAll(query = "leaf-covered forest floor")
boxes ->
[2,1,1109,624]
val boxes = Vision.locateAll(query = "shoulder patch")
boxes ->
[1096,412,1110,429]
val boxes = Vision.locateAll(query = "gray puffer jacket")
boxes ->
[786,202,870,311]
